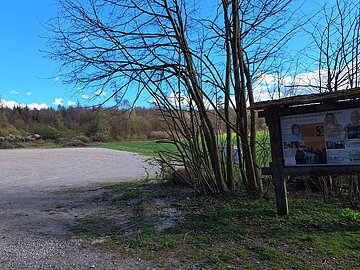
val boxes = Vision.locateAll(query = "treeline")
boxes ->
[0,105,168,141]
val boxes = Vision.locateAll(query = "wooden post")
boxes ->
[266,106,289,216]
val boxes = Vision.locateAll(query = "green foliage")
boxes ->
[218,131,271,168]
[342,208,360,221]
[0,113,8,126]
[256,130,271,167]
[92,109,111,142]
[207,250,236,266]
[100,141,178,156]
[122,190,141,199]
[31,122,86,141]
[0,106,167,144]
[91,133,112,142]
[72,135,91,143]
[32,123,60,140]
[104,180,147,190]
[123,134,147,140]
[69,181,360,269]
[69,217,118,237]
[0,123,22,136]
[55,115,67,131]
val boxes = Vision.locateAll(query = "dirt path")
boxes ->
[0,148,158,269]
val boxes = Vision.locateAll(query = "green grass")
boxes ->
[69,180,360,269]
[99,140,178,156]
[100,131,271,162]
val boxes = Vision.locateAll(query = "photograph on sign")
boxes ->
[280,109,360,166]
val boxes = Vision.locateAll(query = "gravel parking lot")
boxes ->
[0,148,158,269]
[0,147,155,191]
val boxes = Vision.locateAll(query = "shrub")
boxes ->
[73,135,91,143]
[342,208,360,221]
[63,138,87,147]
[58,129,82,138]
[148,131,170,140]
[0,114,8,126]
[32,123,60,140]
[123,134,147,141]
[0,141,23,149]
[0,123,22,136]
[91,133,112,142]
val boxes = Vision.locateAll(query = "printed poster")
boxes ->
[280,108,360,166]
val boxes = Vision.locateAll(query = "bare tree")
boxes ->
[46,0,299,194]
[305,0,360,92]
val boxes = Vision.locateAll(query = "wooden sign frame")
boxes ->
[253,88,360,216]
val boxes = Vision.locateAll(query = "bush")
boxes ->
[32,123,60,140]
[123,134,148,141]
[91,133,112,142]
[63,138,87,147]
[0,141,23,149]
[58,129,81,138]
[0,114,8,126]
[342,208,360,221]
[54,137,66,145]
[148,131,170,140]
[0,123,22,136]
[73,135,91,143]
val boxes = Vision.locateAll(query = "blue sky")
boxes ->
[0,1,70,109]
[0,0,334,109]
[0,0,118,109]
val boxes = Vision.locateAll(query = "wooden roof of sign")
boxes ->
[251,87,360,110]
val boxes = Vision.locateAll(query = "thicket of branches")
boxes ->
[303,0,360,92]
[45,0,359,195]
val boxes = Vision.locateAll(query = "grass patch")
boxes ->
[69,180,360,269]
[100,132,271,160]
[69,216,119,237]
[99,141,178,156]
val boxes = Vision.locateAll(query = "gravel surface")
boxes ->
[0,148,158,270]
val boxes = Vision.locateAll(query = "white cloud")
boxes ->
[0,99,18,108]
[53,97,63,106]
[259,73,277,85]
[252,70,331,102]
[26,91,32,96]
[0,99,48,110]
[155,68,359,108]
[253,84,275,102]
[168,92,189,108]
[95,89,106,96]
[10,90,19,95]
[150,92,189,109]
[67,100,76,106]
[27,102,49,110]
[82,94,89,99]
[254,66,360,102]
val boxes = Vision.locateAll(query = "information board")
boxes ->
[280,108,360,166]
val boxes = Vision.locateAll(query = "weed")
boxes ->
[122,190,140,199]
[207,251,235,267]
[69,216,118,237]
[68,180,360,269]
[139,200,149,209]
[342,208,360,221]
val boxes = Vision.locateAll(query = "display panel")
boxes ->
[280,108,360,166]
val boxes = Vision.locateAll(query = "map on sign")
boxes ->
[280,108,360,166]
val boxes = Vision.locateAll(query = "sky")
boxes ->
[0,1,71,109]
[0,0,338,110]
[0,0,156,110]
